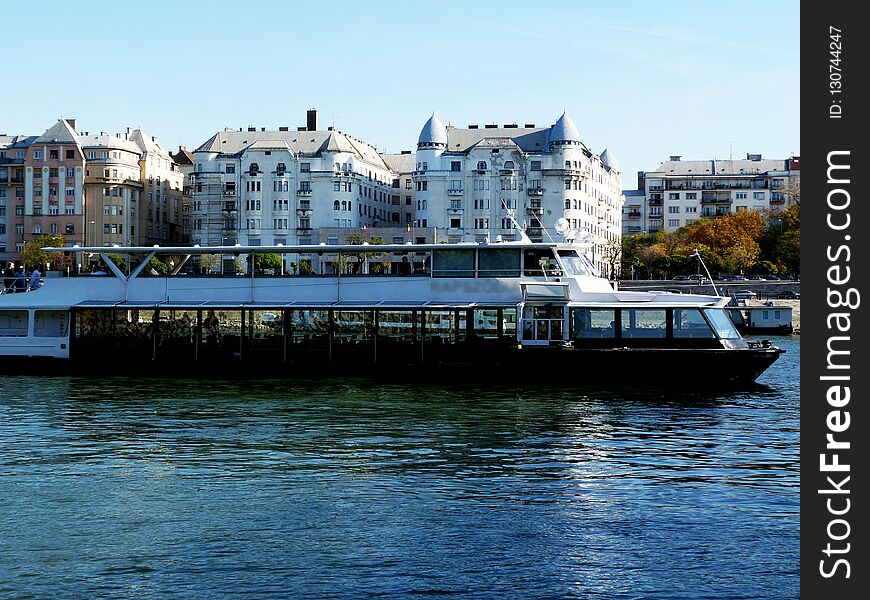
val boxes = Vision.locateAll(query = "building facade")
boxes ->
[189,111,625,275]
[623,154,801,235]
[190,111,400,254]
[24,119,86,249]
[1,135,36,262]
[411,113,623,274]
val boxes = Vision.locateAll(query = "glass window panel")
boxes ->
[672,308,715,338]
[34,310,68,337]
[621,309,667,338]
[433,250,474,277]
[704,308,740,339]
[477,249,521,277]
[571,308,615,338]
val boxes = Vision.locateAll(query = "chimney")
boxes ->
[65,118,76,130]
[278,126,289,131]
[669,155,681,161]
[307,109,318,131]
[484,124,498,129]
[524,123,535,128]
[297,126,306,131]
[261,127,265,132]
[468,124,478,129]
[151,136,157,143]
[247,127,256,132]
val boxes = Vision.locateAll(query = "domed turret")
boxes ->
[418,114,448,148]
[549,112,581,146]
[600,147,620,172]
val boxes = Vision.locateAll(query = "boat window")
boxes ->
[571,308,615,338]
[704,308,741,339]
[477,249,521,277]
[432,250,474,277]
[672,308,715,338]
[621,309,667,338]
[557,249,596,277]
[523,249,554,276]
[34,311,68,337]
[0,310,28,337]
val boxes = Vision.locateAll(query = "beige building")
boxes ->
[129,130,185,246]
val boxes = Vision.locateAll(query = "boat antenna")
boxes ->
[503,204,532,243]
[691,248,719,297]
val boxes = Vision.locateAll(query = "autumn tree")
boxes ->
[21,234,64,271]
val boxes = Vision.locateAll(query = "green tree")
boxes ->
[22,234,64,271]
[253,253,283,273]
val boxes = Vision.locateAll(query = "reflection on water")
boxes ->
[0,337,799,598]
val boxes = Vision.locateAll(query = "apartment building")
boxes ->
[623,154,801,235]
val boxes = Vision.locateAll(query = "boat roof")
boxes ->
[46,242,575,254]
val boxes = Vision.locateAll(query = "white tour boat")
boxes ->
[0,233,783,384]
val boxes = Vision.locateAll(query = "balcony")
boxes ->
[223,189,237,197]
[223,202,237,212]
[527,207,543,217]
[447,188,463,196]
[649,199,663,206]
[296,227,313,234]
[297,189,312,197]
[527,188,544,196]
[499,169,514,176]
[627,211,641,219]
[701,195,731,204]
[649,213,663,220]
[527,227,543,238]
[447,228,464,237]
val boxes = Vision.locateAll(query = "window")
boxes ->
[686,206,697,213]
[16,225,24,234]
[621,309,666,339]
[477,161,487,171]
[668,206,680,213]
[33,150,43,159]
[530,160,541,171]
[736,192,747,199]
[50,223,59,234]
[249,163,259,174]
[334,200,340,210]
[503,161,514,170]
[300,162,310,173]
[668,219,680,227]
[276,162,286,174]
[49,149,60,160]
[33,224,42,234]
[451,161,461,172]
[571,309,616,339]
[686,193,697,200]
[422,181,427,191]
[753,192,765,199]
[672,309,714,338]
[66,224,75,234]
[225,164,235,174]
[66,150,74,159]
[334,181,341,191]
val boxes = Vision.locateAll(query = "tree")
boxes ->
[199,253,221,274]
[253,253,283,273]
[343,233,387,274]
[22,234,64,271]
[599,238,622,280]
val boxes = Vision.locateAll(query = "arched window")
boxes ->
[573,199,579,209]
[564,200,570,209]
[503,160,514,169]
[50,223,59,234]
[334,200,340,210]
[422,199,427,210]
[65,224,75,235]
[249,162,259,174]
[347,201,352,212]
[477,161,487,171]
[33,224,42,234]
[276,162,286,174]
[341,201,347,211]
[565,160,571,169]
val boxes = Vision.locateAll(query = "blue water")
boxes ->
[0,337,799,599]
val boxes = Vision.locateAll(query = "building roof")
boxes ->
[317,131,359,155]
[548,112,581,144]
[600,147,620,172]
[172,147,195,165]
[129,129,172,158]
[79,133,142,154]
[649,158,793,176]
[418,114,448,146]
[34,119,80,145]
[381,153,416,173]
[444,127,549,154]
[194,129,388,169]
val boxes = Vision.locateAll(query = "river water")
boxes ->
[0,336,799,599]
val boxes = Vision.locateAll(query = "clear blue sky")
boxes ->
[2,0,799,189]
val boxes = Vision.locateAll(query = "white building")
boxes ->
[191,113,398,252]
[624,154,801,235]
[412,112,624,274]
[190,110,625,275]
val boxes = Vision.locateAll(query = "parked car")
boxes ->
[776,290,800,299]
[765,274,781,281]
[733,290,757,300]
[747,275,766,281]
[672,275,690,280]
